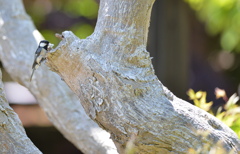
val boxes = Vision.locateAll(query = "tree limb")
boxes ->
[0,70,41,153]
[0,0,117,153]
[47,0,240,153]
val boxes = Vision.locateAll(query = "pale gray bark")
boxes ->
[46,0,240,153]
[0,70,41,154]
[0,0,117,153]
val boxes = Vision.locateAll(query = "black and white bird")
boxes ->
[30,40,49,81]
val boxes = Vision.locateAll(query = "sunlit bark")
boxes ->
[47,0,240,153]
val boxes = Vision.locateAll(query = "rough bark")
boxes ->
[0,0,117,153]
[46,0,240,153]
[0,70,41,153]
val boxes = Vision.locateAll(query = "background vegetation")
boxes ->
[188,89,240,138]
[185,0,240,52]
[23,0,99,45]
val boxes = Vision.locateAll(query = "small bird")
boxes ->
[30,40,50,81]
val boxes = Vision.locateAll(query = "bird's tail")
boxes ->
[30,69,35,82]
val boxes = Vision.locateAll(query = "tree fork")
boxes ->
[47,0,240,153]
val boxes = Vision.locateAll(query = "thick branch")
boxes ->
[0,0,117,153]
[0,70,41,153]
[95,0,154,46]
[47,0,240,153]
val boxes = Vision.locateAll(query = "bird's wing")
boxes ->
[35,47,42,58]
[32,47,42,69]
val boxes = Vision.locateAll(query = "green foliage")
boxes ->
[184,0,240,52]
[187,89,213,113]
[41,30,60,46]
[24,0,98,45]
[71,23,94,39]
[187,88,240,138]
[64,0,98,19]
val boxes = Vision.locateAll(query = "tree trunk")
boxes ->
[46,0,240,153]
[0,70,41,153]
[0,0,117,153]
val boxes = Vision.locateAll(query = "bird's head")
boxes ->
[39,40,49,49]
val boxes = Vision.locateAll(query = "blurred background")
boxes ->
[2,0,240,153]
